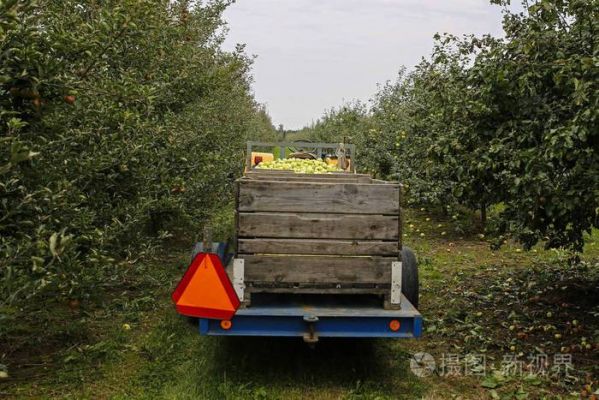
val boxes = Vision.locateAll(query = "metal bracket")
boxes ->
[233,258,245,301]
[391,261,402,305]
[303,315,319,344]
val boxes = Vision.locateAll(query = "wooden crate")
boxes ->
[235,170,401,308]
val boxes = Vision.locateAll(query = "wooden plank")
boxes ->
[244,175,372,184]
[242,255,394,284]
[247,287,388,294]
[238,180,400,214]
[398,186,403,252]
[234,181,240,256]
[245,172,365,180]
[373,179,396,184]
[245,170,371,180]
[245,169,368,176]
[238,238,398,256]
[246,169,294,174]
[238,213,398,240]
[248,282,388,289]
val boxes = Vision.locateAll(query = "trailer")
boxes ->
[180,142,422,342]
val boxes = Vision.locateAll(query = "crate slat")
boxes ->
[238,180,399,214]
[241,255,394,284]
[244,174,372,184]
[246,287,389,294]
[238,212,398,240]
[238,238,398,256]
[246,170,369,179]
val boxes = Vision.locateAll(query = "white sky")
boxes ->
[222,0,515,130]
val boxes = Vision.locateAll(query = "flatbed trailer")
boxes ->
[181,141,423,342]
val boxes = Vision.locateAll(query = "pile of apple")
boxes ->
[256,158,339,174]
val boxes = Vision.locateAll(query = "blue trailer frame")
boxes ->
[197,293,422,341]
[191,175,423,342]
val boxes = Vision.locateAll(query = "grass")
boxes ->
[1,208,597,399]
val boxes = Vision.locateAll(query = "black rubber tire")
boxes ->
[401,246,419,308]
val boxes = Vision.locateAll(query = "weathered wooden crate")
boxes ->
[235,169,401,308]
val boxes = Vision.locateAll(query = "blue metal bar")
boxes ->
[199,315,422,338]
[197,295,422,339]
[199,318,210,335]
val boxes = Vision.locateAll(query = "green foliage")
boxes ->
[465,0,599,250]
[300,102,394,178]
[371,67,459,208]
[420,0,599,250]
[302,0,598,251]
[0,1,276,309]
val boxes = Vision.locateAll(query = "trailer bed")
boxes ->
[197,293,422,340]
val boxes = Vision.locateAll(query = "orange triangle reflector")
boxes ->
[172,253,240,320]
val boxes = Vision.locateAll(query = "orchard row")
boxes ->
[299,0,598,251]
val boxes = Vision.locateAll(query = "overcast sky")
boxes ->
[222,0,515,130]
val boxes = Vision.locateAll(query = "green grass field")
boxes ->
[2,208,597,399]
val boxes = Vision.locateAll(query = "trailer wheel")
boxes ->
[401,246,419,308]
